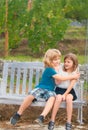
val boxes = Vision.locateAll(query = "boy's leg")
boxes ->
[41,96,55,117]
[10,95,34,125]
[35,96,55,126]
[18,95,35,115]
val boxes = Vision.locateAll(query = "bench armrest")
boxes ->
[77,80,84,101]
[0,78,3,85]
[0,78,3,95]
[80,80,84,101]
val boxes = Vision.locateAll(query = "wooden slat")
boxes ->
[22,68,27,95]
[9,66,15,94]
[15,67,21,95]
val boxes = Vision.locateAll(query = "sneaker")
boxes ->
[34,115,44,126]
[10,112,20,125]
[48,121,55,130]
[65,122,72,130]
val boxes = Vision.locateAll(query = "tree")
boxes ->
[0,0,71,56]
[0,0,28,54]
[27,0,32,11]
[5,0,9,57]
[65,0,88,22]
[26,0,70,55]
[7,0,28,49]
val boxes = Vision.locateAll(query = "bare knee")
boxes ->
[56,95,62,102]
[48,96,55,101]
[25,94,35,101]
[66,94,73,103]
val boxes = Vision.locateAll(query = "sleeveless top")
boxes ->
[56,64,77,89]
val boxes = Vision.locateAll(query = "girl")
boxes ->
[10,49,80,126]
[48,53,79,130]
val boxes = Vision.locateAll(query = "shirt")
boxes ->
[36,67,57,91]
[56,65,77,89]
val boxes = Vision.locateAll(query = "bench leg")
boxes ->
[77,106,84,124]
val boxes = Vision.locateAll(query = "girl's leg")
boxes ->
[51,94,62,122]
[48,95,62,130]
[18,95,35,115]
[40,96,55,117]
[66,94,73,123]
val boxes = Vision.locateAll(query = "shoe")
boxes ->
[34,115,44,126]
[65,122,72,130]
[48,121,55,130]
[10,112,20,125]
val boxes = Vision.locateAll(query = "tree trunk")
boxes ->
[5,0,8,57]
[27,0,32,11]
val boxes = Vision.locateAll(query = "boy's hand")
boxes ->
[55,79,62,84]
[73,72,80,79]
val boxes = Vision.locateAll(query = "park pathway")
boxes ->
[0,122,88,130]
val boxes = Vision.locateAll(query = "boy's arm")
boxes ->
[53,73,80,81]
[55,79,62,84]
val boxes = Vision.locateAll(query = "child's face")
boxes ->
[64,58,73,71]
[52,57,61,67]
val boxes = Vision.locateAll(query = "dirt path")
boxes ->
[0,105,88,130]
[0,121,88,130]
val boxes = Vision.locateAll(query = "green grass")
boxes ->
[77,55,86,64]
[0,26,87,64]
[1,55,43,62]
[64,26,86,40]
[1,54,85,64]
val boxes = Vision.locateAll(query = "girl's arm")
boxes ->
[63,79,77,96]
[62,79,77,101]
[53,73,80,81]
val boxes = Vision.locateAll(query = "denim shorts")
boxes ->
[28,88,56,101]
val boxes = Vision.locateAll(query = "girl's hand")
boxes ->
[62,94,66,101]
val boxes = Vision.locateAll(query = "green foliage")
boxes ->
[1,0,87,56]
[65,0,88,21]
[26,0,70,54]
[7,0,28,49]
[0,0,70,54]
[0,0,5,33]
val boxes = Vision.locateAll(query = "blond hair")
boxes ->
[43,49,61,68]
[63,53,78,72]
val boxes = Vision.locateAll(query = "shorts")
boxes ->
[55,87,77,101]
[28,88,56,102]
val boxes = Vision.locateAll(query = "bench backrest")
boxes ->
[0,62,44,96]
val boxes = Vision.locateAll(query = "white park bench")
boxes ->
[0,61,87,124]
